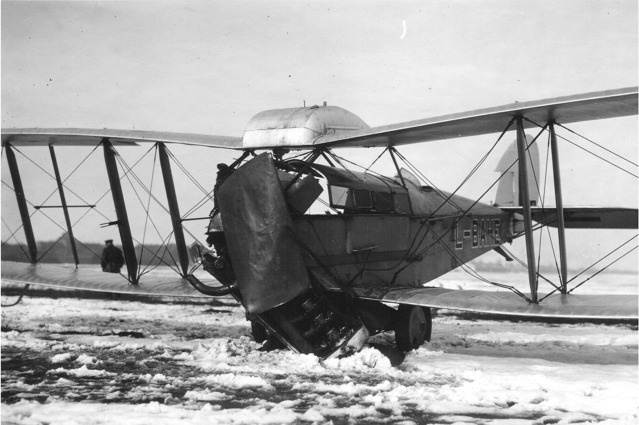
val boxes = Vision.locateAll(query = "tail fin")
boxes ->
[494,135,540,207]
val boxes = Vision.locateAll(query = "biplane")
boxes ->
[2,87,637,359]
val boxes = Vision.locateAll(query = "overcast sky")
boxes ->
[2,0,637,271]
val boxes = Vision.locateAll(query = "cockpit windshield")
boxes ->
[309,164,410,214]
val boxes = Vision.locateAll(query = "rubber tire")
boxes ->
[422,307,432,342]
[395,305,431,351]
[251,320,268,343]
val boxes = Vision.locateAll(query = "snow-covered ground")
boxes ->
[1,271,637,424]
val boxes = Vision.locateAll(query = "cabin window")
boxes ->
[329,184,405,213]
[373,192,392,211]
[393,193,410,214]
[352,189,372,208]
[329,186,373,209]
[329,186,350,207]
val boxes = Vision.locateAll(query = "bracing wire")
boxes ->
[567,234,638,286]
[1,217,30,260]
[567,244,638,294]
[410,125,548,260]
[5,142,157,265]
[527,128,562,284]
[556,122,638,168]
[431,229,534,302]
[540,123,637,178]
[367,123,547,297]
[138,146,160,269]
[364,147,389,173]
[110,144,216,273]
[386,124,567,296]
[36,232,69,263]
[537,132,563,284]
[395,118,517,222]
[137,231,181,277]
[519,117,638,293]
[2,141,211,273]
[113,149,179,276]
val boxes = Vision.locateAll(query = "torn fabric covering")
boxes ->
[217,153,310,314]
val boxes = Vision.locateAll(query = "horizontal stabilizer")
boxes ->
[354,287,638,319]
[1,261,209,298]
[501,206,638,229]
[1,128,243,150]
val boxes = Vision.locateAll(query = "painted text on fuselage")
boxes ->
[454,218,501,250]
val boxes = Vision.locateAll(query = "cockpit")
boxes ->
[310,164,410,214]
[278,160,469,218]
[277,160,411,216]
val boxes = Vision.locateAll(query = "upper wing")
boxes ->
[1,128,244,149]
[4,88,636,151]
[1,261,209,298]
[314,87,638,148]
[352,286,638,319]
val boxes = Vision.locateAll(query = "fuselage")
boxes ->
[288,162,512,289]
[208,152,513,356]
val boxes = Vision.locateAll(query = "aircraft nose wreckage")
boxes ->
[205,153,371,358]
[2,88,638,360]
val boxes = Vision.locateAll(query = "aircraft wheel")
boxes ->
[395,305,431,351]
[251,320,268,343]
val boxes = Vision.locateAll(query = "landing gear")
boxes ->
[251,320,268,343]
[264,291,369,358]
[395,305,432,351]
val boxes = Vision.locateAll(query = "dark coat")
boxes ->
[101,244,125,273]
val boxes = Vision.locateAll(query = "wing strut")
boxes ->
[158,143,189,277]
[515,117,539,302]
[103,139,139,284]
[389,147,407,188]
[48,144,80,268]
[548,122,568,293]
[4,144,38,264]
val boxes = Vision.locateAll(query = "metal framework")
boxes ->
[548,122,569,293]
[158,143,189,277]
[515,116,538,303]
[2,139,216,282]
[103,138,139,284]
[4,143,38,264]
[49,144,80,267]
[1,113,633,307]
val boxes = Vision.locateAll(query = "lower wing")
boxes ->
[1,261,208,298]
[352,287,638,320]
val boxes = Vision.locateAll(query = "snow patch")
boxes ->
[469,331,639,346]
[48,365,115,378]
[75,354,100,364]
[204,373,273,390]
[322,347,392,370]
[184,389,228,402]
[50,352,73,363]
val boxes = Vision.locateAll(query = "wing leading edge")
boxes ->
[1,128,244,149]
[314,87,638,149]
[353,286,638,320]
[3,88,636,151]
[1,261,209,298]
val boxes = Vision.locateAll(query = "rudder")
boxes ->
[494,135,540,207]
